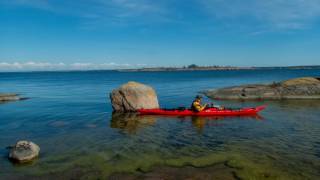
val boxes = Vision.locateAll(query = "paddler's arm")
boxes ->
[193,102,207,112]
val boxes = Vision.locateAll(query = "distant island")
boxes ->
[117,64,320,72]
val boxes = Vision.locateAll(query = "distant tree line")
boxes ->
[185,64,232,69]
[187,64,198,68]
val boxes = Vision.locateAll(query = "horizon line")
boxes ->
[0,64,319,73]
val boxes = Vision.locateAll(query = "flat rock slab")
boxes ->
[203,77,320,100]
[0,94,21,102]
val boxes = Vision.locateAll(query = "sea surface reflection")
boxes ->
[110,113,264,134]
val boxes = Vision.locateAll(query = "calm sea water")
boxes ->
[0,69,320,179]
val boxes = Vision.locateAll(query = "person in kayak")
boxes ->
[191,95,208,112]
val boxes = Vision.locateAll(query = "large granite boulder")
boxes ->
[110,81,160,112]
[8,140,40,163]
[203,77,320,100]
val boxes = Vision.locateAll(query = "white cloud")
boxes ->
[110,0,164,14]
[0,61,66,70]
[2,0,51,9]
[0,61,145,71]
[2,0,171,25]
[201,0,320,31]
[3,0,320,32]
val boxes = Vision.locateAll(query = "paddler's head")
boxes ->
[195,95,202,102]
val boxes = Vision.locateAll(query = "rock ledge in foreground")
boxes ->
[203,77,320,100]
[110,81,160,112]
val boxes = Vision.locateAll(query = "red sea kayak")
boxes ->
[138,105,266,116]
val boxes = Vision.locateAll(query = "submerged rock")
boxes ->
[0,94,22,102]
[8,140,40,163]
[109,164,237,180]
[110,81,159,112]
[204,77,320,100]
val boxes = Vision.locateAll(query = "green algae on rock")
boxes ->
[16,144,315,180]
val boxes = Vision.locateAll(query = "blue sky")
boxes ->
[1,0,320,71]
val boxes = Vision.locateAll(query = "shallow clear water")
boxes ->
[0,69,320,179]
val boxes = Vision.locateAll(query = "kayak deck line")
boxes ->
[138,105,266,116]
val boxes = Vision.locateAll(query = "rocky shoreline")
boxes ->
[0,94,24,102]
[203,77,320,100]
[118,65,320,72]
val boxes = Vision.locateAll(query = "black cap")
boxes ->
[195,95,202,99]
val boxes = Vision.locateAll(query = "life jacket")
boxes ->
[191,100,202,112]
